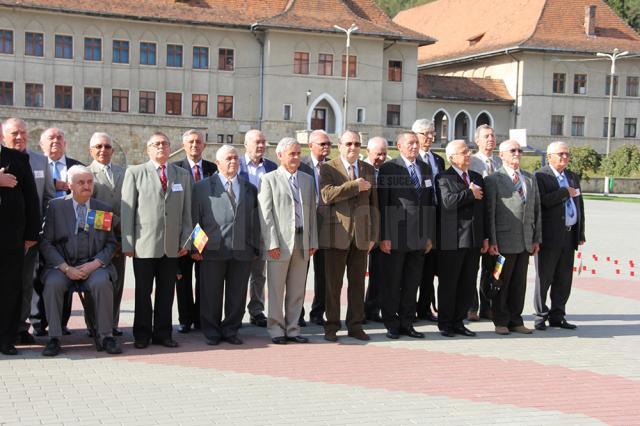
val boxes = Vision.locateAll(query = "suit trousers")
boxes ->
[416,250,438,316]
[381,250,425,331]
[309,248,326,320]
[132,256,178,341]
[492,251,529,328]
[364,247,383,317]
[0,250,23,346]
[324,241,367,333]
[199,258,251,340]
[534,228,576,325]
[43,268,113,339]
[112,253,126,328]
[266,234,308,338]
[437,248,480,331]
[470,253,496,315]
[247,258,267,317]
[18,245,38,332]
[176,255,200,327]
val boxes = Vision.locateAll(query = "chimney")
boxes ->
[585,5,596,36]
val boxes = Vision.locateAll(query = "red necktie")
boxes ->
[194,164,201,182]
[160,164,168,192]
[461,171,469,187]
[513,171,525,201]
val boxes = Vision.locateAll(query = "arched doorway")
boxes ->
[454,111,471,141]
[475,111,492,128]
[307,93,342,134]
[433,110,450,147]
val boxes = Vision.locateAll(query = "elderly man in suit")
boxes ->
[258,137,318,345]
[39,165,121,356]
[239,129,277,328]
[413,119,444,323]
[172,129,218,334]
[2,118,55,344]
[468,124,502,321]
[363,136,387,323]
[0,142,40,355]
[121,132,192,349]
[485,140,542,335]
[319,130,378,342]
[436,140,488,338]
[298,129,332,326]
[192,145,260,345]
[534,141,585,331]
[88,132,126,336]
[378,131,435,340]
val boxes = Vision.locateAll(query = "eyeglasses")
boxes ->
[507,148,523,154]
[454,150,471,156]
[93,144,112,150]
[316,142,331,147]
[552,152,570,158]
[149,141,169,148]
[343,142,362,148]
[417,131,435,137]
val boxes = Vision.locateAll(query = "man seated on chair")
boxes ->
[39,165,121,356]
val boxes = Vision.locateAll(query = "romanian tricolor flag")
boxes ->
[493,255,506,280]
[191,223,209,254]
[86,209,113,231]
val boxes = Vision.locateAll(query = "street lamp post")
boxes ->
[334,23,358,134]
[597,48,628,195]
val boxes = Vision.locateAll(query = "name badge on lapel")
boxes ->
[172,183,184,192]
[34,170,45,179]
[424,179,432,188]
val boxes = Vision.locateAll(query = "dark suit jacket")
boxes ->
[377,157,435,252]
[238,155,277,188]
[0,147,40,252]
[417,150,445,176]
[192,175,260,261]
[436,167,485,251]
[535,165,585,249]
[55,156,84,195]
[172,158,218,183]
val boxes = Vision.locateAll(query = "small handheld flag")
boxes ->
[86,209,113,231]
[190,223,209,254]
[493,255,506,280]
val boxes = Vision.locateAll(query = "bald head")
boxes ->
[308,129,331,161]
[366,137,388,168]
[244,129,266,163]
[2,118,28,152]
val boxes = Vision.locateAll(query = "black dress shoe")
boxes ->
[310,316,325,326]
[386,329,400,339]
[102,337,122,354]
[298,317,307,327]
[534,322,547,331]
[62,326,71,336]
[416,312,438,322]
[17,330,35,345]
[33,324,47,337]
[250,313,268,327]
[400,327,425,338]
[1,344,18,355]
[454,326,476,337]
[177,324,191,334]
[86,329,95,338]
[549,320,577,330]
[271,336,287,345]
[225,336,243,345]
[286,335,309,343]
[112,328,123,336]
[206,337,221,346]
[134,339,150,349]
[151,338,179,348]
[42,338,61,357]
[365,313,383,323]
[440,328,455,337]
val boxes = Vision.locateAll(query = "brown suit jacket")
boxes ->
[319,158,379,250]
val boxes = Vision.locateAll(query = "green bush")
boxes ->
[602,144,640,177]
[569,146,601,179]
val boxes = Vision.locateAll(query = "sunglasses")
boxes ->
[316,142,331,147]
[93,144,112,150]
[508,148,523,154]
[552,152,570,158]
[343,142,362,148]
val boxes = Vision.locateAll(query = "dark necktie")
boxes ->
[160,165,168,192]
[513,171,525,203]
[348,164,356,180]
[462,171,469,187]
[194,164,201,182]
[289,175,303,228]
[409,163,422,197]
[226,181,236,211]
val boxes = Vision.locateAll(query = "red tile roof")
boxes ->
[0,0,434,44]
[394,0,640,65]
[417,75,514,102]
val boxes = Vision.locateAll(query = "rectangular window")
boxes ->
[0,81,13,106]
[84,37,102,61]
[139,90,155,114]
[624,118,637,138]
[167,44,183,67]
[84,87,101,111]
[293,52,309,75]
[626,76,639,97]
[318,53,333,76]
[55,35,73,59]
[166,92,182,115]
[54,85,72,109]
[140,42,156,65]
[386,104,400,126]
[192,94,208,116]
[226,135,234,144]
[283,104,292,121]
[113,40,129,64]
[388,60,402,82]
[605,75,619,96]
[217,134,224,143]
[25,83,43,107]
[218,48,234,71]
[217,95,233,118]
[193,46,209,69]
[0,29,13,54]
[552,73,565,93]
[356,107,365,123]
[551,115,564,136]
[25,32,44,57]
[571,116,584,137]
[342,55,357,78]
[573,74,587,95]
[112,89,129,112]
[603,117,617,138]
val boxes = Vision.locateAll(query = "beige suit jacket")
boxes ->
[258,166,318,261]
[89,160,125,216]
[121,161,192,258]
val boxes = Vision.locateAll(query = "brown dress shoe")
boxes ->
[467,311,480,322]
[324,331,338,342]
[495,326,510,335]
[510,325,533,334]
[347,329,370,341]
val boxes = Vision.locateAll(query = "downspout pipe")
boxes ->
[506,50,520,130]
[251,23,264,130]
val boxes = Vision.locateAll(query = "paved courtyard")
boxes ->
[1,199,639,425]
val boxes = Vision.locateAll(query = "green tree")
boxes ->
[569,146,601,179]
[602,144,640,176]
[606,0,640,32]
[375,0,435,18]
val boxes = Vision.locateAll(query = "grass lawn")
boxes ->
[582,194,640,203]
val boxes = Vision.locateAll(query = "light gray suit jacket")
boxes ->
[485,167,542,254]
[27,149,55,218]
[89,160,125,217]
[470,153,503,178]
[39,196,117,281]
[121,161,192,258]
[258,166,318,262]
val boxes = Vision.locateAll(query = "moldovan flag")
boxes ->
[86,209,113,231]
[493,255,506,280]
[191,223,208,254]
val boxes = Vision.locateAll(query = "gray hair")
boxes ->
[547,141,569,154]
[275,137,300,154]
[215,144,237,161]
[67,165,93,183]
[182,129,205,142]
[445,139,467,160]
[2,117,26,132]
[411,118,434,133]
[40,127,65,143]
[89,132,112,147]
[339,130,360,144]
[499,140,520,152]
[474,124,493,141]
[244,129,265,144]
[146,132,170,147]
[366,136,388,150]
